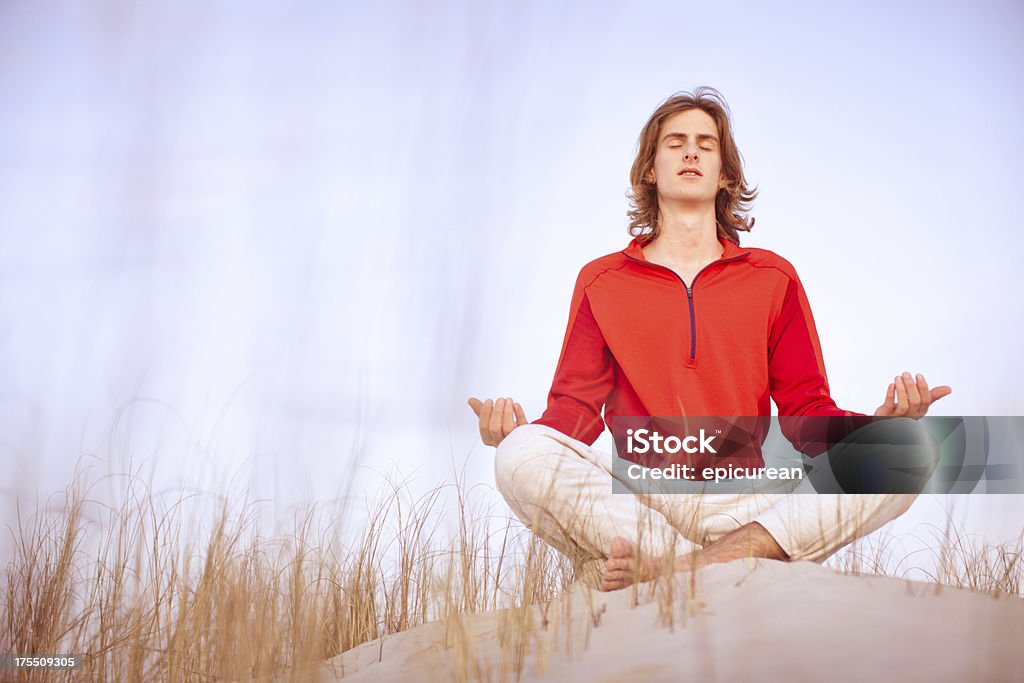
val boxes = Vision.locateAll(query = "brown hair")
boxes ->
[627,87,757,245]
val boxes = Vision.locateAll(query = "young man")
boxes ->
[469,87,951,591]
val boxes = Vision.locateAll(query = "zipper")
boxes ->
[622,248,750,367]
[685,284,696,367]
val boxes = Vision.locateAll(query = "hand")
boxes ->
[467,396,528,447]
[873,371,952,418]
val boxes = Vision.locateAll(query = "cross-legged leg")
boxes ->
[603,417,940,589]
[494,423,699,582]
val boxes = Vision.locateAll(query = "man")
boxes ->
[469,87,951,592]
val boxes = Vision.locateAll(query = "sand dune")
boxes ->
[294,558,1024,682]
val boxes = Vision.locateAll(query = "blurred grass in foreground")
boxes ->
[2,467,1021,681]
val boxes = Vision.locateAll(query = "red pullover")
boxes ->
[532,236,869,462]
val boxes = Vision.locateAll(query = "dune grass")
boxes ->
[2,465,1021,682]
[824,501,1024,598]
[1,463,576,682]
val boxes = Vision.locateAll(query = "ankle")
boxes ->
[672,553,700,573]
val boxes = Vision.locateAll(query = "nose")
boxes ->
[678,140,700,161]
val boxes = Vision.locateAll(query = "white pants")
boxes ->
[495,424,922,565]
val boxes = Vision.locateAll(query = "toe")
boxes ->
[610,536,635,559]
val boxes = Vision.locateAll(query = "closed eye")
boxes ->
[668,143,716,151]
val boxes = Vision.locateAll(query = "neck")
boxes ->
[647,203,721,264]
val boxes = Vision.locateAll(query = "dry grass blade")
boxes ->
[3,466,1020,682]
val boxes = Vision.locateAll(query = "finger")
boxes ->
[467,397,483,416]
[488,398,505,442]
[916,374,931,411]
[478,399,493,426]
[501,397,516,436]
[478,399,494,444]
[902,371,922,415]
[881,382,895,414]
[893,376,909,416]
[930,386,953,402]
[514,402,528,426]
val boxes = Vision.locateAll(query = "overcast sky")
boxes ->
[2,0,1022,567]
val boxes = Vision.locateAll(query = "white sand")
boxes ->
[304,559,1024,682]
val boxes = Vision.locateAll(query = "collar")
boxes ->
[622,234,748,262]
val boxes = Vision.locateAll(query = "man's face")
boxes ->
[650,108,725,205]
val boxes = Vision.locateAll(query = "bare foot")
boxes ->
[599,537,664,592]
[600,523,787,591]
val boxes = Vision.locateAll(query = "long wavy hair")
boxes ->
[627,87,757,245]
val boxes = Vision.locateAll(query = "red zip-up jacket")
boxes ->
[532,235,869,460]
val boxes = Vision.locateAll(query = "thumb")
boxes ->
[467,397,483,415]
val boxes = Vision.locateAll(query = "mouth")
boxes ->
[678,168,703,177]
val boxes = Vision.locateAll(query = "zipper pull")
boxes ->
[686,286,692,298]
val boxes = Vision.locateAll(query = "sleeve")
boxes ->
[768,274,872,456]
[531,271,615,446]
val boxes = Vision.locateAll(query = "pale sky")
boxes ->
[2,0,1022,568]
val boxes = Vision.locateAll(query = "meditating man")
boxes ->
[468,87,951,591]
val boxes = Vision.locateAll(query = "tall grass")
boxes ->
[3,467,1021,682]
[0,464,573,682]
[826,501,1024,598]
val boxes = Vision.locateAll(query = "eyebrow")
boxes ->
[662,132,719,143]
